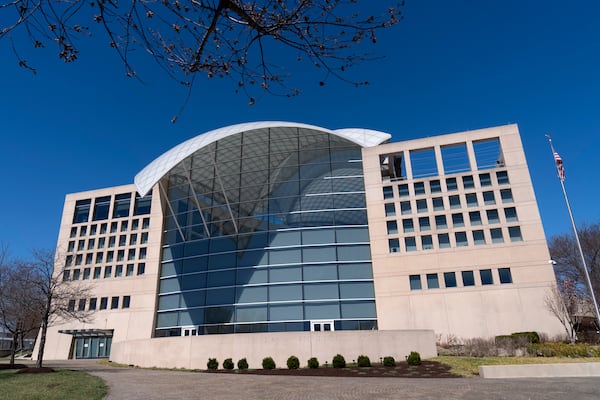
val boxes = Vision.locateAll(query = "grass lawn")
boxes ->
[0,369,107,400]
[431,356,600,377]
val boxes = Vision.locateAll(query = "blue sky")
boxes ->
[1,1,599,259]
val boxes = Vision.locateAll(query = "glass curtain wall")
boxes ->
[155,127,377,336]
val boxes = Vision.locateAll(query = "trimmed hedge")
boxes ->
[531,342,600,357]
[407,351,421,366]
[332,354,346,368]
[223,358,234,370]
[207,358,218,370]
[307,357,319,369]
[287,355,300,370]
[262,357,276,370]
[237,358,249,370]
[383,356,396,367]
[357,355,371,367]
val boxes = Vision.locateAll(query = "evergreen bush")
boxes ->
[237,358,249,370]
[206,358,219,370]
[406,351,421,366]
[307,357,319,369]
[383,356,396,367]
[287,355,300,369]
[357,355,371,367]
[332,354,346,368]
[223,358,234,370]
[262,357,276,369]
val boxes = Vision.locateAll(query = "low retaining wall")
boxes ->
[479,362,600,378]
[111,329,436,369]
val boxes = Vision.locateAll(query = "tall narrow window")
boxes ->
[387,221,398,235]
[403,218,414,233]
[73,199,91,223]
[388,238,400,253]
[134,194,152,215]
[93,196,111,221]
[113,193,132,218]
[122,296,131,309]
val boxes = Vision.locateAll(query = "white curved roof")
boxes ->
[134,121,391,196]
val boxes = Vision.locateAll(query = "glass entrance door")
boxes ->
[74,336,112,359]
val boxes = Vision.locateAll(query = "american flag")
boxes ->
[554,151,565,181]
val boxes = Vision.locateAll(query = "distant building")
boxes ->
[36,122,563,367]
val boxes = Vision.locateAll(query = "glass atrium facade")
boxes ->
[155,127,377,336]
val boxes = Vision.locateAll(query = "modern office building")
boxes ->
[36,122,563,367]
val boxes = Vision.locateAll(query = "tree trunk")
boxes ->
[9,333,17,366]
[36,301,51,369]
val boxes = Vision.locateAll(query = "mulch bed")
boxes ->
[201,361,460,378]
[0,364,28,370]
[15,367,55,374]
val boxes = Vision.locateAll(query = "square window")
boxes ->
[444,272,457,288]
[401,201,412,215]
[501,189,513,203]
[416,199,428,213]
[430,180,442,193]
[473,230,486,245]
[504,207,518,222]
[387,220,398,235]
[446,177,458,191]
[462,271,475,286]
[496,171,510,185]
[435,215,448,229]
[388,238,400,253]
[419,217,431,231]
[498,268,513,284]
[490,228,504,243]
[398,184,410,198]
[409,275,422,290]
[438,233,450,248]
[405,237,417,252]
[466,193,478,207]
[452,213,464,227]
[479,173,492,187]
[383,186,394,199]
[449,195,461,209]
[509,226,523,242]
[426,273,439,289]
[486,209,500,224]
[385,203,396,217]
[421,235,433,250]
[403,218,414,233]
[462,175,475,189]
[111,296,119,309]
[414,182,426,195]
[469,211,482,226]
[483,191,495,205]
[455,232,468,247]
[432,197,444,211]
[480,269,494,285]
[137,263,146,275]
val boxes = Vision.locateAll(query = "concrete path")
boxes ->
[45,360,600,400]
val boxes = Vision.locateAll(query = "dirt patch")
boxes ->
[16,367,56,374]
[201,361,460,378]
[0,363,28,370]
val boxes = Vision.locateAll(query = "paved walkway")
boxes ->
[44,360,600,400]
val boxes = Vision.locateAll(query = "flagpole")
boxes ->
[546,135,600,329]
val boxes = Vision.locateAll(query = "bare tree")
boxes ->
[1,1,403,107]
[0,259,46,366]
[544,281,591,343]
[550,222,600,310]
[29,249,92,368]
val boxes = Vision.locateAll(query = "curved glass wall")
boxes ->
[155,127,377,336]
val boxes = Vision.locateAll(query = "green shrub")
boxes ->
[223,358,234,370]
[357,355,371,367]
[332,354,346,368]
[511,331,540,344]
[287,355,300,369]
[307,357,319,369]
[206,358,219,370]
[494,335,514,345]
[262,357,276,370]
[237,358,249,370]
[531,342,600,357]
[406,351,421,366]
[383,356,396,367]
